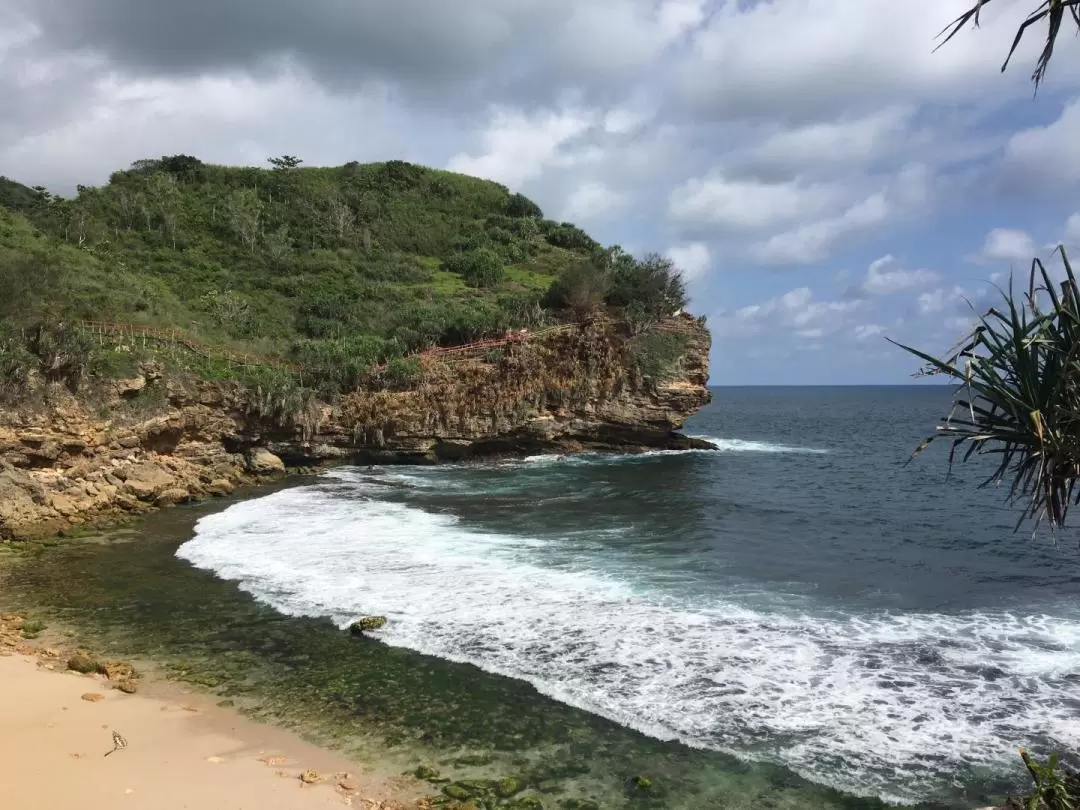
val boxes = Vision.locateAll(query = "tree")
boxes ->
[146,172,181,248]
[938,1,1080,88]
[326,194,356,245]
[227,188,263,252]
[268,155,303,171]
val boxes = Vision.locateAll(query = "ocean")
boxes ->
[170,385,1080,805]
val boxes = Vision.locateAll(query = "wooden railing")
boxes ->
[76,314,697,381]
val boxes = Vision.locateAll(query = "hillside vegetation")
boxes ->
[0,156,690,401]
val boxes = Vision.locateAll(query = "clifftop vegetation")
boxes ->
[0,156,690,401]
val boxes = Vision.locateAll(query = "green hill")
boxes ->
[0,155,688,399]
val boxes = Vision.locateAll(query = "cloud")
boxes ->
[1004,99,1080,188]
[669,173,840,230]
[673,0,1080,121]
[665,242,711,282]
[853,324,886,341]
[1066,213,1080,246]
[977,227,1036,264]
[561,180,628,223]
[752,192,889,265]
[917,285,967,315]
[714,286,863,340]
[859,254,940,296]
[744,106,913,175]
[447,106,595,188]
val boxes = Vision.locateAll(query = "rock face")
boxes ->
[0,315,711,539]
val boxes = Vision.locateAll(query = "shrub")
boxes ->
[504,192,543,219]
[543,260,609,317]
[630,331,687,382]
[606,253,687,320]
[442,248,505,289]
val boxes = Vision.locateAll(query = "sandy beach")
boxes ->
[0,650,426,809]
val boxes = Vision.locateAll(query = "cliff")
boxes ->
[0,315,711,540]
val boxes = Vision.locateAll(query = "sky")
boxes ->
[2,0,1080,385]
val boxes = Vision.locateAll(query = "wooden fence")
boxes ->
[76,315,696,381]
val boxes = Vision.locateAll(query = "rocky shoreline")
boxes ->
[0,316,713,541]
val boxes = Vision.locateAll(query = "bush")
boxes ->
[442,248,505,288]
[606,253,687,320]
[630,331,688,382]
[504,192,543,219]
[543,260,609,317]
[543,221,598,252]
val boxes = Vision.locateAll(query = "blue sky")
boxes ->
[2,0,1080,384]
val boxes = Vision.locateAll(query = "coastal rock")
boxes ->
[349,616,387,635]
[245,447,285,476]
[122,462,174,501]
[155,488,190,507]
[0,315,712,539]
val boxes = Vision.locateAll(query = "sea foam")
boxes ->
[176,479,1080,803]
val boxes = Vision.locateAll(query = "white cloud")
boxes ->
[1004,100,1080,187]
[561,180,627,222]
[669,173,839,230]
[715,286,863,339]
[752,192,889,265]
[854,324,886,341]
[675,0,1080,121]
[917,285,967,315]
[447,106,595,188]
[665,242,711,282]
[859,254,940,296]
[1066,213,1080,246]
[977,227,1036,264]
[746,106,913,173]
[555,0,705,79]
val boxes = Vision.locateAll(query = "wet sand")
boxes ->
[0,652,426,809]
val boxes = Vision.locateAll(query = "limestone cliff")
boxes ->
[0,315,711,539]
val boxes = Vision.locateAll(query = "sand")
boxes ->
[0,652,425,809]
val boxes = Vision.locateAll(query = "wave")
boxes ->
[176,486,1080,804]
[694,436,830,454]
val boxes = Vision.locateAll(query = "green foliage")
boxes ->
[630,331,688,383]
[0,177,41,211]
[543,260,609,317]
[1016,750,1077,810]
[895,247,1080,530]
[0,157,694,402]
[20,619,47,639]
[382,357,421,388]
[541,220,598,252]
[605,252,688,320]
[443,247,505,288]
[505,192,543,219]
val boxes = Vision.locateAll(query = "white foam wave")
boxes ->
[695,436,830,454]
[177,488,1080,803]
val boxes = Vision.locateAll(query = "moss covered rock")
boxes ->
[495,777,524,797]
[349,616,387,635]
[66,652,102,674]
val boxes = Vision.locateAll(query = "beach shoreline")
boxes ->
[0,618,428,810]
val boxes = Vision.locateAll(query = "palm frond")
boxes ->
[891,247,1080,531]
[935,1,1080,88]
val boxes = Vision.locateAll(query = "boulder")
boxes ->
[122,462,174,500]
[113,376,147,399]
[349,616,387,635]
[206,478,235,496]
[155,488,190,507]
[245,447,285,476]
